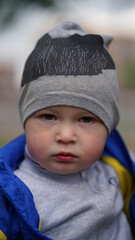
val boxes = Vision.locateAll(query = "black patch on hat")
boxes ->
[21,34,115,87]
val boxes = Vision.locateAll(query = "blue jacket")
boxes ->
[0,129,135,240]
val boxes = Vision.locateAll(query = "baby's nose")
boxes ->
[55,123,77,144]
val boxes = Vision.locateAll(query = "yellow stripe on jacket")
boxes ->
[0,230,7,240]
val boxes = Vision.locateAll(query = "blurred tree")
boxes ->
[0,0,55,28]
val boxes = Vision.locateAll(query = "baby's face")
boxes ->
[25,106,107,175]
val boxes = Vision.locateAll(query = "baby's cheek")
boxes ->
[27,142,37,159]
[27,136,50,162]
[94,142,106,160]
[85,141,105,161]
[26,136,40,157]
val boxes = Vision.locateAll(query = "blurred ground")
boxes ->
[0,85,135,153]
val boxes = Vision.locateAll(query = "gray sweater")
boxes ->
[14,157,133,240]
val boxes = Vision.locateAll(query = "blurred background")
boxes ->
[0,0,135,152]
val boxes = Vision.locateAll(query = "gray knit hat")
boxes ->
[18,21,119,133]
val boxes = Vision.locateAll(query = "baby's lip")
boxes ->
[57,152,75,156]
[54,152,76,162]
[55,152,77,157]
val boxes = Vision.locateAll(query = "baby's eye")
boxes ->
[80,116,93,123]
[43,114,56,120]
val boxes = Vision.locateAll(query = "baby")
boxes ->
[0,21,135,240]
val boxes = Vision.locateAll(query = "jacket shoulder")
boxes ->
[0,134,26,170]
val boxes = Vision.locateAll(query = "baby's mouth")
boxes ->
[55,152,76,162]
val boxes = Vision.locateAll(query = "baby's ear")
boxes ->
[100,34,113,49]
